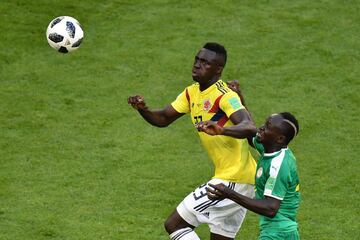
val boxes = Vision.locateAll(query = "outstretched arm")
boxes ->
[128,95,184,127]
[196,108,257,139]
[206,183,281,218]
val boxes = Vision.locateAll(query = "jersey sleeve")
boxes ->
[219,91,245,117]
[171,88,190,114]
[252,137,265,155]
[264,152,289,200]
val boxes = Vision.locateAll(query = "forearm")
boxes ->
[138,108,172,127]
[221,121,257,139]
[227,191,278,218]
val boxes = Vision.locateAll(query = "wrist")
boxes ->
[137,105,149,111]
[225,188,238,201]
[219,126,227,135]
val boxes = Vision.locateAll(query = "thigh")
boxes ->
[164,209,195,234]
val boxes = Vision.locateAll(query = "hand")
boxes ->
[226,80,241,93]
[206,183,229,200]
[196,121,223,135]
[127,95,147,110]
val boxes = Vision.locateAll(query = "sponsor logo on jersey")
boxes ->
[203,99,212,111]
[270,166,277,176]
[256,167,263,178]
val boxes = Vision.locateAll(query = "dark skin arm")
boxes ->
[206,183,281,218]
[127,95,184,127]
[196,108,257,139]
[196,80,256,139]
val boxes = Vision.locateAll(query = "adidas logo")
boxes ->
[202,212,210,218]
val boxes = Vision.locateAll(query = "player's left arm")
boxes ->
[196,108,257,139]
[224,108,257,139]
[206,183,281,218]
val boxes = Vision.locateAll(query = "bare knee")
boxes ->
[164,216,175,234]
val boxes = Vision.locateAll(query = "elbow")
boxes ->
[266,211,277,218]
[264,208,278,218]
[248,123,257,134]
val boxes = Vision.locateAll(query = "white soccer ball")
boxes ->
[46,16,84,53]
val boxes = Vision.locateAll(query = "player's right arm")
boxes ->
[128,95,184,127]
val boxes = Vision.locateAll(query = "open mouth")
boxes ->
[256,131,262,140]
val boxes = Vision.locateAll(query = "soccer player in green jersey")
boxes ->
[197,112,300,240]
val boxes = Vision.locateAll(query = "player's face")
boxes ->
[256,114,284,145]
[192,48,220,83]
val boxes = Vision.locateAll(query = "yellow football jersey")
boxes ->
[171,80,256,184]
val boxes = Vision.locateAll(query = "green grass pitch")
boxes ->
[1,0,359,239]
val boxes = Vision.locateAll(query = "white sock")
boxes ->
[169,227,200,240]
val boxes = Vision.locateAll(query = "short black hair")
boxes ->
[279,112,299,144]
[203,42,227,67]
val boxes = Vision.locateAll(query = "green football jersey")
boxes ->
[252,137,300,233]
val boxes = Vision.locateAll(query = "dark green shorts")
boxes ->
[258,229,300,240]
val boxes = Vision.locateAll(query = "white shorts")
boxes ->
[176,179,254,238]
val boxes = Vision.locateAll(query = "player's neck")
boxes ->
[199,76,220,91]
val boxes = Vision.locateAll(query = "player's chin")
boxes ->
[192,75,200,82]
[255,133,263,142]
[192,73,201,82]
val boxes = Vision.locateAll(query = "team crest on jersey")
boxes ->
[256,167,263,178]
[203,99,212,111]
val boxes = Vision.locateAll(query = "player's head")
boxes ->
[256,112,299,147]
[192,42,227,83]
[203,42,227,67]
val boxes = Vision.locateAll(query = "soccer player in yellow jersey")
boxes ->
[128,43,256,240]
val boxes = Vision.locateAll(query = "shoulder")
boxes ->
[187,82,199,91]
[219,90,244,111]
[283,149,298,172]
[215,80,232,94]
[269,149,297,175]
[185,83,199,96]
[217,80,240,100]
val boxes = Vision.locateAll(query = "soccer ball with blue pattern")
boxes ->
[46,16,84,53]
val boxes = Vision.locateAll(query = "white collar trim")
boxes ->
[263,147,288,157]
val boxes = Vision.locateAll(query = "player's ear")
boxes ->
[277,134,286,145]
[216,65,224,75]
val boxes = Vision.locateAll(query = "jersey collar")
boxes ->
[199,79,224,94]
[263,147,288,158]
